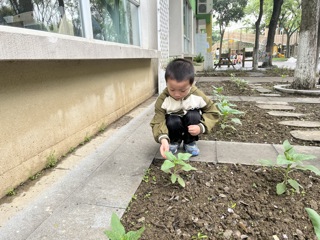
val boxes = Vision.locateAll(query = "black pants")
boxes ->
[166,110,201,144]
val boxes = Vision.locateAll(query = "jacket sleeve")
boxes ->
[195,88,220,133]
[150,93,170,143]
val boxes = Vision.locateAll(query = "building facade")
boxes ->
[0,0,210,198]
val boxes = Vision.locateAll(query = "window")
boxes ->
[0,0,83,37]
[0,0,140,46]
[90,0,140,45]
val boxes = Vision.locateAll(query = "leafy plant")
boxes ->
[104,213,145,240]
[216,99,244,130]
[212,86,225,102]
[259,140,320,195]
[46,151,57,168]
[6,188,16,196]
[212,84,244,130]
[161,152,197,187]
[230,73,248,90]
[193,53,204,63]
[305,208,320,239]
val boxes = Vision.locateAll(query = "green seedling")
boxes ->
[192,232,208,239]
[212,86,225,102]
[161,152,197,188]
[259,140,320,195]
[104,213,145,240]
[46,151,57,168]
[216,99,244,130]
[29,172,42,181]
[305,208,320,239]
[6,188,16,196]
[143,169,151,183]
[230,73,249,90]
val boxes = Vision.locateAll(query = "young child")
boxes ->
[150,58,219,158]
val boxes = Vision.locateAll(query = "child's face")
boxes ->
[166,78,192,101]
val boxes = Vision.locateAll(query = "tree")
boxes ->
[278,0,301,58]
[291,0,319,89]
[212,0,248,58]
[261,0,284,67]
[253,0,264,70]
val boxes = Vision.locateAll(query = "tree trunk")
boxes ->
[253,0,264,70]
[291,0,319,89]
[19,0,33,12]
[285,32,291,58]
[261,0,284,67]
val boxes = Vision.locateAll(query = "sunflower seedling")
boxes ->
[216,99,244,130]
[104,213,145,240]
[259,140,320,195]
[161,151,197,187]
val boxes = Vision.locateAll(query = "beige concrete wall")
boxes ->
[0,59,158,198]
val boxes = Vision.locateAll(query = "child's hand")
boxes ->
[188,125,201,136]
[160,139,169,158]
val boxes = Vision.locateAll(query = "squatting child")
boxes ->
[150,58,219,158]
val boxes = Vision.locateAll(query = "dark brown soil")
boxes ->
[121,77,320,239]
[196,80,320,147]
[122,161,320,239]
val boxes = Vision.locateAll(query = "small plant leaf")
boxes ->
[161,160,175,173]
[288,179,301,193]
[276,155,293,165]
[259,159,275,166]
[292,153,316,162]
[171,173,177,183]
[177,176,186,187]
[299,165,320,175]
[181,164,197,172]
[126,226,145,240]
[164,151,176,161]
[231,118,242,125]
[305,208,320,239]
[283,139,293,151]
[104,213,126,239]
[276,182,287,195]
[178,152,192,161]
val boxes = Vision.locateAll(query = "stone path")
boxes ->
[253,88,320,142]
[256,104,295,110]
[267,111,307,118]
[291,131,320,142]
[278,121,320,128]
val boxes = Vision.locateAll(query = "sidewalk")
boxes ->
[0,95,319,240]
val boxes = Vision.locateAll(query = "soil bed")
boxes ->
[201,101,320,147]
[122,161,320,239]
[121,76,320,239]
[196,80,319,98]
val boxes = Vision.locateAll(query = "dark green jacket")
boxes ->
[150,85,219,143]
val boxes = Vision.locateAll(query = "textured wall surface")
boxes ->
[0,59,157,198]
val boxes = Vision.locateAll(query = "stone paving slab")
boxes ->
[255,88,273,93]
[27,202,118,240]
[267,111,306,118]
[216,141,278,165]
[291,130,320,142]
[279,121,320,128]
[260,93,282,97]
[256,101,288,105]
[257,104,295,110]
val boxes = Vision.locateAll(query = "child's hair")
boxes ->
[165,58,194,85]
